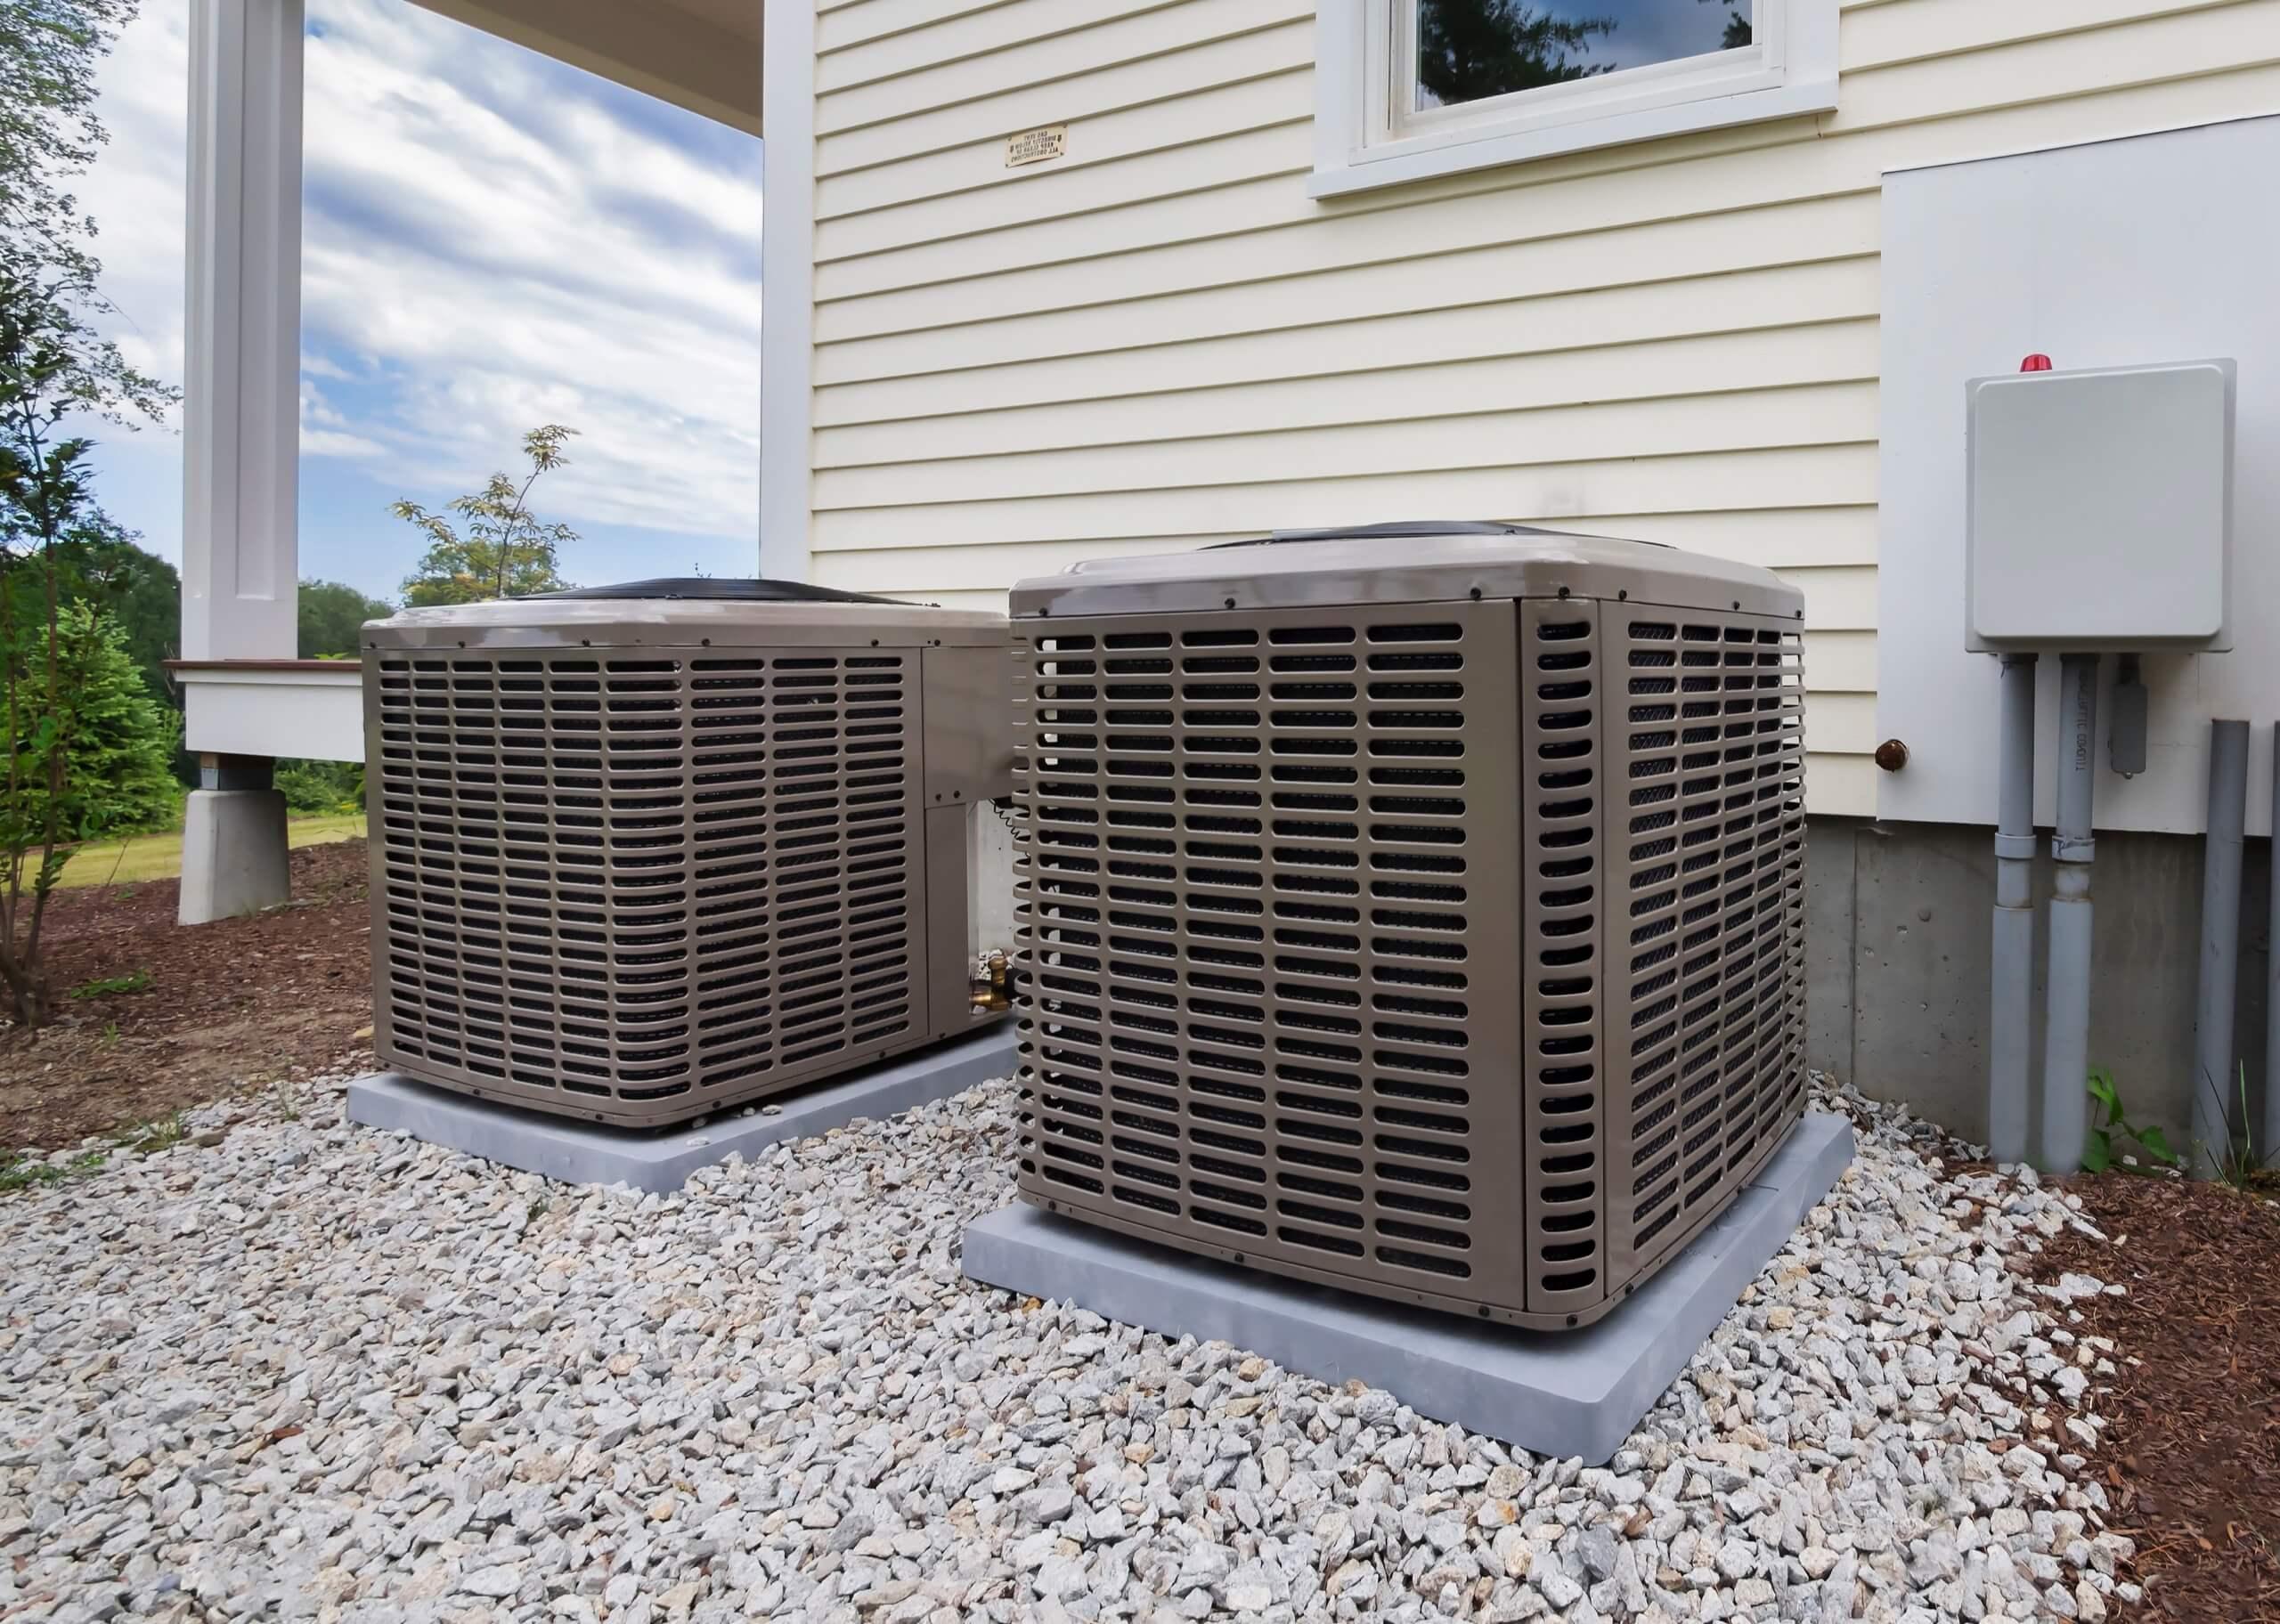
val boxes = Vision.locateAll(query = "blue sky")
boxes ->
[79,0,763,605]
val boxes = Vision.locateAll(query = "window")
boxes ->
[1313,0,1837,196]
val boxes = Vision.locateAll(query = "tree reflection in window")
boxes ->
[1413,0,1752,111]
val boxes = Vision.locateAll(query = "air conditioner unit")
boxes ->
[362,579,1014,1128]
[1009,525,1807,1329]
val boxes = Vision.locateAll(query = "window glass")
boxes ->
[1413,0,1754,110]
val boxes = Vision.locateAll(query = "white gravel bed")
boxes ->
[1,1070,2137,1624]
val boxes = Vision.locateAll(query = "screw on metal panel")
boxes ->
[1224,597,1236,609]
[1470,587,1483,600]
[1874,739,1910,773]
[1566,1314,1577,1327]
[1617,589,1628,600]
[1733,601,1741,612]
[1557,586,1570,598]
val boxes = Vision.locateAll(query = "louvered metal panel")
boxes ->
[1009,525,1807,1331]
[370,646,917,1120]
[1014,605,1530,1318]
[1519,599,1611,1322]
[362,589,1014,1129]
[1606,613,1808,1291]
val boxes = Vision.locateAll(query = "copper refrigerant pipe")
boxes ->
[971,949,1012,1012]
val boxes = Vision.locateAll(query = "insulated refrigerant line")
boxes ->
[2192,719,2249,1176]
[2037,654,2098,1173]
[1987,653,2037,1165]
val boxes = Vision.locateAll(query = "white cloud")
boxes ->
[74,2,191,423]
[74,0,762,576]
[299,377,385,460]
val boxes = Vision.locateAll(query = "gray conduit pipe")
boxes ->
[2268,723,2280,1167]
[1988,653,2037,1165]
[2038,653,2099,1173]
[2193,719,2249,1177]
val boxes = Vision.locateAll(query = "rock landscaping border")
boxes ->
[0,1068,2138,1623]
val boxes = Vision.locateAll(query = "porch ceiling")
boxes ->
[405,0,760,134]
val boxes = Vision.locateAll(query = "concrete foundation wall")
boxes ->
[1807,817,2271,1159]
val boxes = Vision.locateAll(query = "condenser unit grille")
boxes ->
[1013,597,1805,1328]
[1608,613,1808,1295]
[370,646,920,1117]
[1014,604,1530,1311]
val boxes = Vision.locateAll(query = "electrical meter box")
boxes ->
[1966,358,2235,652]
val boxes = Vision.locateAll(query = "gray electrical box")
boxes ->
[1966,358,2235,652]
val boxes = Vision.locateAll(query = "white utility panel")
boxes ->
[1878,117,2280,835]
[1966,359,2235,652]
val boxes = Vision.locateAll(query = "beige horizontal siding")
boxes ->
[817,0,1186,93]
[814,322,1878,466]
[812,205,1881,383]
[817,70,1310,223]
[800,0,2280,816]
[805,512,1877,591]
[817,0,1305,134]
[814,22,1310,175]
[810,445,1880,549]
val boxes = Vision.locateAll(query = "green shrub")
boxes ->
[273,759,363,815]
[4,600,179,840]
[2084,1065,2180,1172]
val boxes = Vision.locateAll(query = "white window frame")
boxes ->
[1312,0,1838,198]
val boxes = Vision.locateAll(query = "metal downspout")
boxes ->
[2193,719,2250,1175]
[2268,724,2280,1167]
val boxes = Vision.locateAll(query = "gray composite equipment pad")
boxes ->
[962,1109,1853,1466]
[348,1026,1015,1192]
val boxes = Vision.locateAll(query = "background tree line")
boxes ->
[0,0,580,1022]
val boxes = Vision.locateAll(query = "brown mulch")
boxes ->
[2033,1171,2280,1623]
[0,840,375,1150]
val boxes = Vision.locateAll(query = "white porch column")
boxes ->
[181,0,301,922]
[759,0,812,582]
[183,0,302,662]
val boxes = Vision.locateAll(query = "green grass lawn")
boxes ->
[56,812,367,889]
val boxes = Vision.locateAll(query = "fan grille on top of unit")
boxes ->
[370,647,918,1115]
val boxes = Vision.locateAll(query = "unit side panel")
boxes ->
[1604,607,1808,1290]
[1517,598,1610,1322]
[365,642,926,1124]
[1013,601,1531,1319]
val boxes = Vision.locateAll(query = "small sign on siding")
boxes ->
[1006,124,1067,167]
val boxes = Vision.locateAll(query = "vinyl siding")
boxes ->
[797,0,2280,814]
